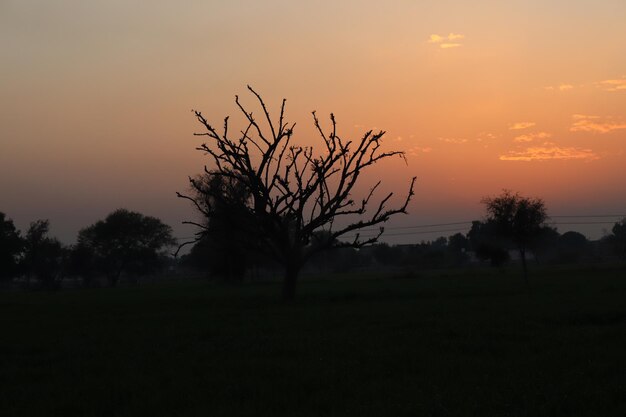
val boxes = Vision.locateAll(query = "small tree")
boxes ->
[179,87,415,299]
[77,209,176,286]
[557,231,589,263]
[609,218,626,260]
[0,212,24,285]
[481,190,547,288]
[21,220,66,289]
[467,220,510,267]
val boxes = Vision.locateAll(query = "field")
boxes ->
[1,265,626,416]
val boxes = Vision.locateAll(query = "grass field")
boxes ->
[1,265,626,416]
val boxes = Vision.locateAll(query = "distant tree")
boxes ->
[448,233,469,253]
[77,209,176,287]
[67,242,99,287]
[21,220,66,289]
[557,231,589,263]
[609,218,626,260]
[0,212,24,284]
[178,86,415,299]
[372,243,398,266]
[481,190,548,288]
[447,233,470,266]
[531,226,560,264]
[467,221,510,267]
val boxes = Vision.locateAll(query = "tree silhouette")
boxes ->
[186,174,254,282]
[67,242,98,287]
[609,218,626,260]
[467,221,510,267]
[77,209,176,287]
[557,231,589,263]
[179,86,415,299]
[481,190,547,288]
[0,212,24,284]
[21,220,66,289]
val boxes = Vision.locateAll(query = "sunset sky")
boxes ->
[1,0,625,245]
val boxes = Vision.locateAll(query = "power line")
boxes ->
[175,214,625,240]
[551,221,618,225]
[343,227,470,239]
[551,214,626,218]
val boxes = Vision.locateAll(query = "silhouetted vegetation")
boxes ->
[482,190,548,288]
[181,174,254,282]
[0,212,23,285]
[556,231,590,263]
[468,220,511,266]
[609,218,626,259]
[178,86,415,299]
[76,209,176,287]
[21,220,66,290]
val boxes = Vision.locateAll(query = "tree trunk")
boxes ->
[282,261,300,301]
[520,248,530,290]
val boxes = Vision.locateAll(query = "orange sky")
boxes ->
[1,1,625,243]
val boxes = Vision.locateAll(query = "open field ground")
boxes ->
[1,265,626,416]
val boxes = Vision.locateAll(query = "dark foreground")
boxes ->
[1,266,625,416]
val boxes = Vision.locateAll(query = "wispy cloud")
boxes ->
[407,146,432,156]
[440,43,462,49]
[447,33,465,41]
[428,34,445,43]
[509,122,536,130]
[545,84,574,91]
[598,78,626,92]
[428,33,465,48]
[476,132,498,142]
[544,77,626,93]
[438,137,468,144]
[513,131,552,143]
[500,143,599,162]
[570,114,626,134]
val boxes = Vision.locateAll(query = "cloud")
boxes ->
[438,137,468,144]
[440,43,462,49]
[598,78,626,92]
[513,131,552,143]
[572,114,599,120]
[570,114,626,134]
[447,33,465,41]
[407,146,432,156]
[428,33,465,48]
[476,132,497,142]
[509,122,536,130]
[545,84,574,91]
[544,77,626,93]
[500,144,600,161]
[428,34,445,43]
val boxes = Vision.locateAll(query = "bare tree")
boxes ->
[178,86,415,299]
[482,190,548,289]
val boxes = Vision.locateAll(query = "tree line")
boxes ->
[179,191,626,284]
[1,203,624,291]
[0,209,175,289]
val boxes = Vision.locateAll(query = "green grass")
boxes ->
[1,265,626,416]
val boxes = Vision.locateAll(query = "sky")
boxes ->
[1,0,625,245]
